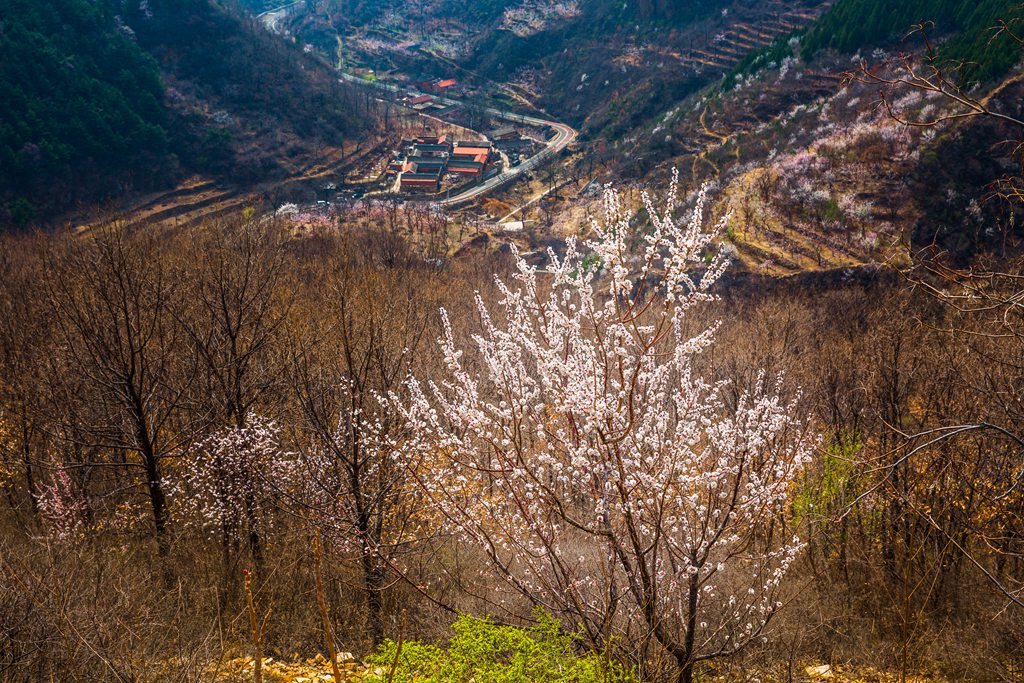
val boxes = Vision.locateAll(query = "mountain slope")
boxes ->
[278,0,829,135]
[0,0,170,226]
[587,0,1024,273]
[804,0,1022,81]
[0,0,376,230]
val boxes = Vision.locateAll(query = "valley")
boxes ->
[242,0,998,276]
[3,2,1024,682]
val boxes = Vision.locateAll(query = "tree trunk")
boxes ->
[22,419,38,515]
[678,569,700,683]
[246,493,265,569]
[144,450,170,559]
[360,531,385,645]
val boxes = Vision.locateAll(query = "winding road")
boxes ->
[256,1,577,208]
[256,0,304,33]
[338,73,577,207]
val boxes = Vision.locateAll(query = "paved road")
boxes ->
[338,73,578,207]
[256,0,303,33]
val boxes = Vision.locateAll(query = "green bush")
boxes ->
[823,198,843,223]
[794,432,860,523]
[364,611,635,683]
[7,198,36,230]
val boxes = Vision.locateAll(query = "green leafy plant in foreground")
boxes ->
[364,611,636,683]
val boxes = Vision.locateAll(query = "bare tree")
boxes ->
[175,219,294,567]
[287,238,437,644]
[0,234,51,519]
[45,224,196,562]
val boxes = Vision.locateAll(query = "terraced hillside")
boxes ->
[272,0,830,131]
[1,0,378,230]
[684,1,832,72]
[261,0,1022,279]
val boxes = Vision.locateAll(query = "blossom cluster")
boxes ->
[502,1,581,37]
[37,464,89,540]
[174,416,299,539]
[393,173,814,656]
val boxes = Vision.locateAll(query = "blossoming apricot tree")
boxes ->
[38,463,89,540]
[176,415,297,565]
[394,173,814,683]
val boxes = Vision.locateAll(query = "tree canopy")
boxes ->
[0,0,169,201]
[804,0,1023,82]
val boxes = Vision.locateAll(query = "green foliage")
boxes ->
[822,197,842,223]
[794,432,860,522]
[0,0,168,192]
[581,252,603,273]
[6,198,36,230]
[364,612,635,683]
[803,0,1023,82]
[1,0,372,227]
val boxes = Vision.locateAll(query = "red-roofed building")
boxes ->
[452,146,491,166]
[425,79,458,93]
[399,159,443,191]
[447,159,484,176]
[400,173,441,191]
[415,132,445,145]
[407,94,433,106]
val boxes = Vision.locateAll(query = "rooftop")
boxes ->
[452,150,489,165]
[487,126,517,139]
[414,143,452,153]
[447,160,484,172]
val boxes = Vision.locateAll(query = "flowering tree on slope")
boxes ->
[176,415,297,567]
[37,462,90,540]
[394,173,814,683]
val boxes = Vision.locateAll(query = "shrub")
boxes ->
[794,432,860,523]
[364,611,635,683]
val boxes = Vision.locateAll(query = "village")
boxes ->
[385,122,540,194]
[332,76,558,202]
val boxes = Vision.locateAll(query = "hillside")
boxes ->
[0,0,171,227]
[256,0,1024,275]
[803,0,1022,82]
[275,0,831,135]
[0,0,376,230]
[403,0,1023,276]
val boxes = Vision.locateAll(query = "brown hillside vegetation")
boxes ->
[0,197,1022,681]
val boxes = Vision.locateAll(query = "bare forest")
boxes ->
[1,183,1023,682]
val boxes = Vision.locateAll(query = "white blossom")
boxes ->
[392,173,814,673]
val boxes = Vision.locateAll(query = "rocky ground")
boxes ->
[210,654,952,683]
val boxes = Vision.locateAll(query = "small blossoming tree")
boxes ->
[394,173,814,683]
[38,462,90,540]
[291,380,410,645]
[176,415,297,565]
